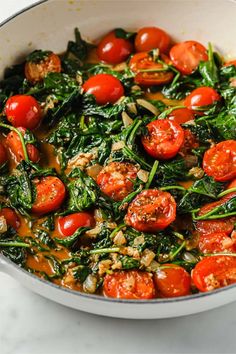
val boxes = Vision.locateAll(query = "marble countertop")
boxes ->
[1,2,236,354]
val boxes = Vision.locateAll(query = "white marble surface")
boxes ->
[1,2,236,354]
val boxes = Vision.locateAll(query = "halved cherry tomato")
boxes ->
[135,27,170,53]
[97,162,138,201]
[203,140,236,182]
[103,271,155,299]
[198,232,235,254]
[97,30,133,64]
[0,143,8,166]
[154,264,191,297]
[125,189,176,232]
[141,119,184,160]
[184,87,221,114]
[129,52,174,86]
[25,52,61,84]
[82,74,124,105]
[32,176,66,215]
[0,207,20,229]
[170,40,208,75]
[224,60,236,67]
[58,212,95,237]
[5,95,42,130]
[167,107,194,125]
[6,127,40,163]
[192,256,236,292]
[228,179,236,189]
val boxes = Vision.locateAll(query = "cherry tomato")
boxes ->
[135,27,170,53]
[170,40,208,75]
[129,52,174,86]
[224,60,236,67]
[125,189,176,232]
[58,212,95,237]
[198,232,235,254]
[97,30,133,64]
[25,52,61,84]
[103,271,155,299]
[97,162,137,201]
[0,143,8,166]
[228,179,236,189]
[154,264,191,297]
[203,140,236,182]
[82,74,124,105]
[167,107,194,125]
[192,256,236,292]
[5,95,42,130]
[31,176,66,215]
[184,87,221,114]
[6,127,40,163]
[0,207,20,229]
[142,119,184,160]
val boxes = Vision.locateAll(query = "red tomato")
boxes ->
[184,87,221,114]
[228,179,236,189]
[82,74,124,105]
[31,176,66,215]
[0,143,8,166]
[125,189,176,232]
[203,140,236,182]
[97,162,138,201]
[25,52,61,84]
[192,256,236,292]
[142,119,184,160]
[154,264,191,297]
[0,207,20,229]
[129,52,174,86]
[6,127,40,163]
[103,271,155,299]
[167,107,194,125]
[5,95,42,130]
[170,40,208,75]
[224,60,236,67]
[58,212,95,237]
[97,31,133,64]
[198,232,235,254]
[135,27,170,53]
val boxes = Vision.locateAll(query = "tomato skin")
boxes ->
[192,256,236,292]
[25,52,61,84]
[103,271,155,299]
[142,119,184,160]
[125,189,176,232]
[135,27,170,53]
[129,52,174,86]
[5,95,42,130]
[0,143,8,166]
[184,87,220,114]
[203,140,236,182]
[224,60,236,67]
[97,162,138,201]
[58,212,95,237]
[170,40,208,75]
[5,127,40,163]
[228,179,236,189]
[0,207,20,229]
[97,31,133,64]
[32,176,66,215]
[154,264,191,297]
[198,232,235,254]
[82,74,124,105]
[167,107,194,125]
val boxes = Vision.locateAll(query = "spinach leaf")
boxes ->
[26,50,52,63]
[119,255,140,269]
[55,227,89,248]
[198,44,219,87]
[72,265,90,282]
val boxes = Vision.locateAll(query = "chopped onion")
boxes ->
[136,99,159,115]
[126,102,137,115]
[140,249,156,267]
[0,216,7,233]
[111,141,125,151]
[113,62,127,72]
[182,252,198,263]
[137,169,149,183]
[83,274,97,293]
[122,111,134,127]
[113,231,126,245]
[86,163,103,179]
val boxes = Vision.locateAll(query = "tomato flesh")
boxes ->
[103,271,155,299]
[142,119,184,160]
[192,256,236,292]
[167,107,194,125]
[32,176,66,215]
[0,207,20,229]
[125,189,176,232]
[135,27,170,53]
[58,212,95,237]
[82,74,124,105]
[170,40,208,75]
[203,140,236,182]
[25,52,61,84]
[154,264,191,297]
[0,143,8,166]
[184,87,220,114]
[198,232,235,254]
